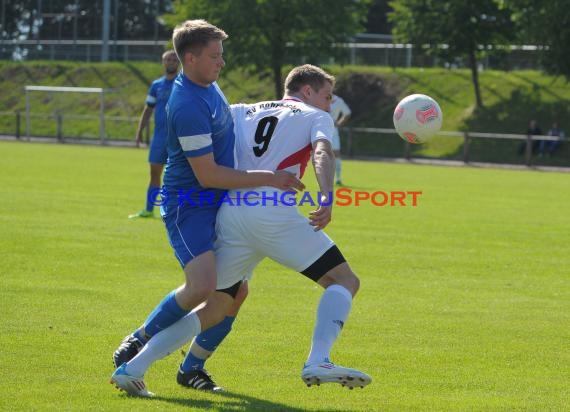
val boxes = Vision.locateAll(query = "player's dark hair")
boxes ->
[162,49,177,60]
[284,64,335,94]
[172,19,228,61]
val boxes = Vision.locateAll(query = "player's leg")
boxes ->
[113,206,218,367]
[176,282,242,392]
[147,162,164,211]
[129,163,164,218]
[129,134,166,218]
[113,251,217,368]
[252,205,370,388]
[111,288,237,397]
[177,201,260,390]
[300,249,371,389]
[180,281,248,389]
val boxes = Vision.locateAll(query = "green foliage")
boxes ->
[1,141,569,410]
[388,0,516,107]
[504,0,570,79]
[166,0,371,98]
[390,0,514,57]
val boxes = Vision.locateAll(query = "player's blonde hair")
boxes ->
[284,64,335,94]
[172,19,228,61]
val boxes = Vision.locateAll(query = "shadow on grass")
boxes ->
[124,62,152,88]
[151,389,349,411]
[510,72,570,102]
[394,70,460,107]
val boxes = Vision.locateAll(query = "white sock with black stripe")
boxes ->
[305,284,353,366]
[125,312,201,377]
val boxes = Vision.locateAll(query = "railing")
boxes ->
[1,39,168,62]
[0,110,149,144]
[343,127,564,167]
[0,110,565,166]
[1,39,543,70]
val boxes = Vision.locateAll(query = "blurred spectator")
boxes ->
[538,122,565,156]
[518,119,542,155]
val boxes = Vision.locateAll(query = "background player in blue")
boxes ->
[111,19,303,397]
[129,50,179,219]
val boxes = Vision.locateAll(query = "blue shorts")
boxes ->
[161,203,219,268]
[148,134,168,164]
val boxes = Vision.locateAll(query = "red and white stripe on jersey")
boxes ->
[230,98,334,178]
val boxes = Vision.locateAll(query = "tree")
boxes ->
[166,0,370,98]
[365,0,393,34]
[389,0,515,108]
[1,0,173,42]
[504,0,570,79]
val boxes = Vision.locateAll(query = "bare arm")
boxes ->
[309,139,335,231]
[188,153,305,192]
[336,113,351,128]
[135,105,154,147]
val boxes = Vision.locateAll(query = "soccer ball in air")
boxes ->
[393,94,443,144]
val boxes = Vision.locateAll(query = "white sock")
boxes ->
[335,158,342,182]
[306,284,352,366]
[125,312,201,377]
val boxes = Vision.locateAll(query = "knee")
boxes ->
[318,268,360,297]
[199,292,235,330]
[351,274,360,295]
[234,281,249,305]
[180,280,216,305]
[342,272,360,296]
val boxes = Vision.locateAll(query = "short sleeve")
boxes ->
[172,99,213,158]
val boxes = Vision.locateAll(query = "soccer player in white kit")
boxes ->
[329,94,352,185]
[113,64,371,396]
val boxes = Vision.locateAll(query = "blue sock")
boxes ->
[145,185,157,212]
[181,316,235,372]
[133,329,148,344]
[140,290,189,338]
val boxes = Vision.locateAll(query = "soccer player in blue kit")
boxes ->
[111,19,303,397]
[129,50,179,219]
[111,64,372,397]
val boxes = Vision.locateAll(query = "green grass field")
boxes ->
[1,141,568,411]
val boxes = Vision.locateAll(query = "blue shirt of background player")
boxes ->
[163,74,234,207]
[147,76,174,141]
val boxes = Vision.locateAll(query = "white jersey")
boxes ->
[329,95,351,150]
[330,95,351,125]
[214,97,336,289]
[230,98,334,178]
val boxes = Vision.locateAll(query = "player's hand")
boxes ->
[309,204,332,231]
[271,171,305,192]
[309,193,332,231]
[135,135,142,148]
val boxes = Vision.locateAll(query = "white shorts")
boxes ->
[331,128,341,151]
[214,188,335,289]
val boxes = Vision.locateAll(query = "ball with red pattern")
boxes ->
[393,94,442,144]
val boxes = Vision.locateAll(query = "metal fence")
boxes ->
[1,109,565,167]
[1,39,167,62]
[343,127,565,167]
[1,38,544,70]
[0,110,147,144]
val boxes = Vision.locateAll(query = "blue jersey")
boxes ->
[146,76,174,140]
[163,74,235,206]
